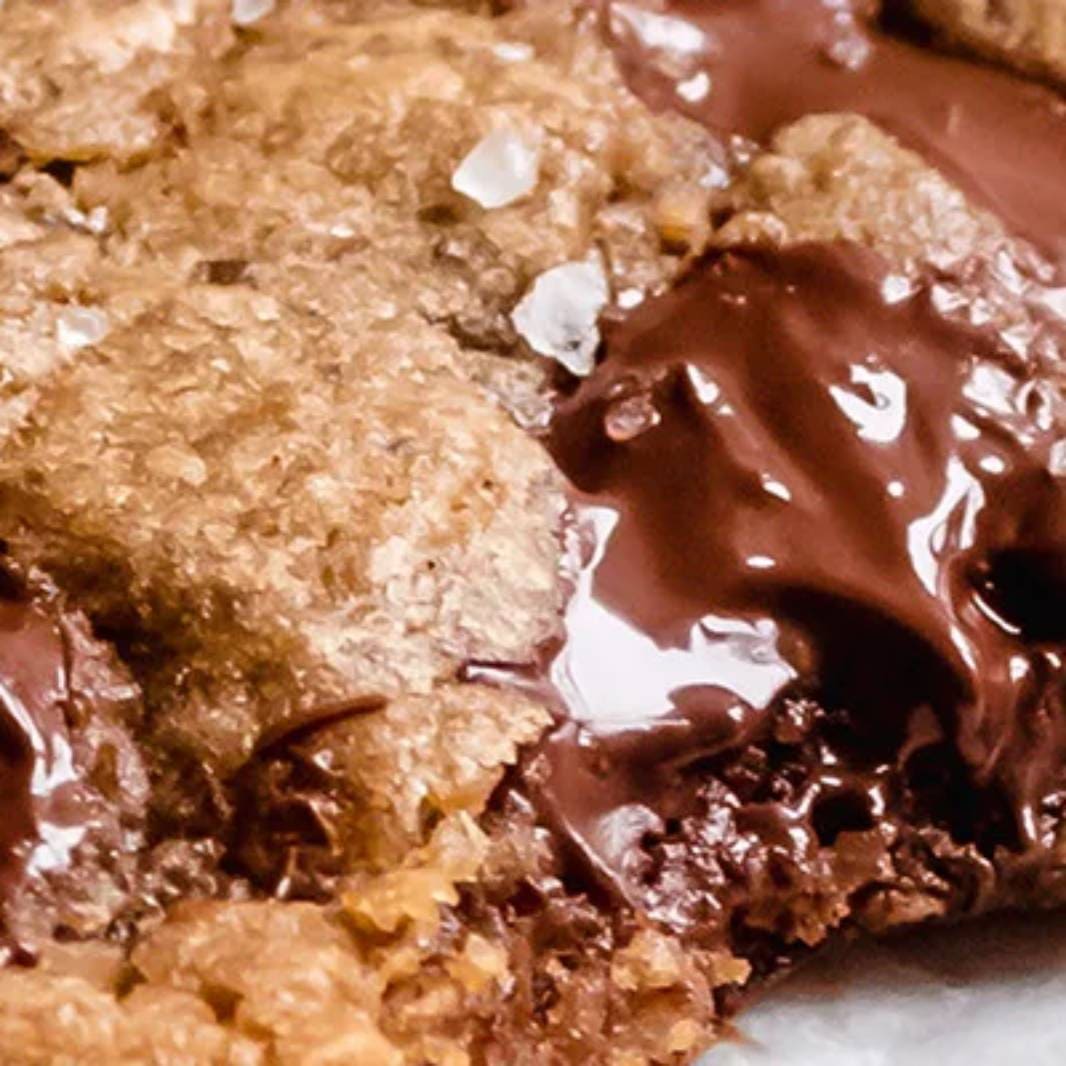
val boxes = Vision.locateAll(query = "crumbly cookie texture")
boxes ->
[0,0,231,166]
[0,806,727,1065]
[0,113,1051,1066]
[0,4,1062,1066]
[0,289,561,771]
[716,113,1066,408]
[715,113,1010,269]
[0,0,726,1062]
[907,0,1066,88]
[0,0,717,775]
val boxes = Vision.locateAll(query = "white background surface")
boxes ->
[701,913,1066,1065]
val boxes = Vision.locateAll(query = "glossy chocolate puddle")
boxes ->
[470,0,1066,957]
[470,242,1066,937]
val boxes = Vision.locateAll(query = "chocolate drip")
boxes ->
[605,0,1066,261]
[497,243,1066,925]
[0,593,81,910]
[0,574,147,951]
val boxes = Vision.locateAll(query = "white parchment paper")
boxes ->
[701,912,1066,1065]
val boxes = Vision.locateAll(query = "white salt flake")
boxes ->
[931,283,967,315]
[85,205,110,234]
[991,247,1026,296]
[823,31,871,70]
[617,288,645,310]
[998,320,1036,358]
[451,127,540,210]
[612,4,707,57]
[699,161,731,189]
[63,205,110,235]
[512,260,609,377]
[63,207,88,229]
[493,41,534,63]
[676,71,711,103]
[1050,438,1066,476]
[232,0,274,26]
[880,274,914,304]
[963,361,1018,417]
[1033,285,1066,319]
[57,306,109,350]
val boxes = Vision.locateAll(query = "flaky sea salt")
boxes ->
[511,260,609,377]
[64,205,110,235]
[823,31,871,71]
[85,205,110,234]
[232,0,274,26]
[451,127,540,210]
[611,4,707,58]
[57,306,109,350]
[880,273,914,304]
[963,361,1018,417]
[1033,285,1066,319]
[931,283,967,315]
[676,71,711,103]
[493,41,534,63]
[1050,439,1066,476]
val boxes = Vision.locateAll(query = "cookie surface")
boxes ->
[907,0,1066,88]
[0,1,1063,1064]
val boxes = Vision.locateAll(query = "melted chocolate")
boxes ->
[605,0,1066,261]
[0,594,85,906]
[494,243,1066,925]
[467,0,1066,949]
[0,576,147,950]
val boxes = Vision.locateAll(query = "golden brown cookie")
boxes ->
[0,2,1063,1064]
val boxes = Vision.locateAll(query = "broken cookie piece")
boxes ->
[714,113,1066,400]
[906,0,1066,89]
[0,289,564,774]
[0,0,233,166]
